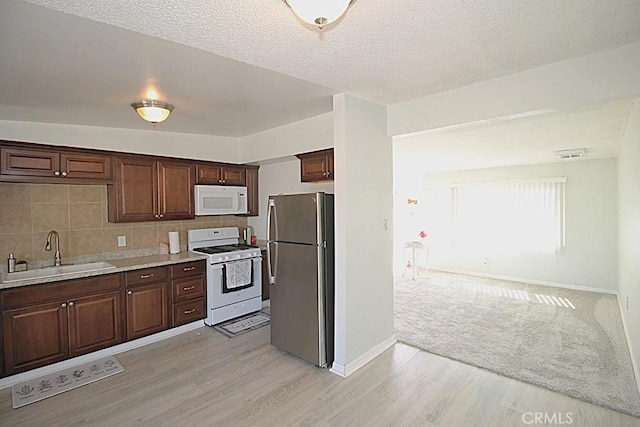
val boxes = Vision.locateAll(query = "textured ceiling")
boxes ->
[394,99,635,173]
[1,0,639,138]
[22,0,640,104]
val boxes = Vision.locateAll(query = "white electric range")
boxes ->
[188,227,262,325]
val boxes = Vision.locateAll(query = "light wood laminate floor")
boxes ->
[0,325,638,426]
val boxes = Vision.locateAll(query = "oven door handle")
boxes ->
[267,241,277,285]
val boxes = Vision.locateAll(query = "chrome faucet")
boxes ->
[45,230,62,266]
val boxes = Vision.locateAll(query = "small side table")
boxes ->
[403,241,424,280]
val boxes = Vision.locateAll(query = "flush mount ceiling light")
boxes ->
[131,100,174,125]
[283,0,355,29]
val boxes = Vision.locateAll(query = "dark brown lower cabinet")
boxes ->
[3,301,68,375]
[1,261,206,378]
[1,274,122,376]
[69,292,122,357]
[125,282,169,340]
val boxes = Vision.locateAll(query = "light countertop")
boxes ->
[0,252,208,290]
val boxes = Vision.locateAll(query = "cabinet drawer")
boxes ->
[172,298,205,326]
[1,273,121,310]
[172,276,205,302]
[125,266,167,286]
[170,260,206,279]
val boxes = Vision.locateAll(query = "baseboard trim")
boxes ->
[330,335,397,377]
[616,292,640,398]
[429,268,617,295]
[0,320,205,390]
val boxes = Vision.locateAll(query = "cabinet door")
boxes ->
[158,160,195,220]
[326,153,334,180]
[3,302,68,375]
[68,292,122,357]
[109,157,158,222]
[0,148,59,177]
[297,150,333,182]
[244,167,259,216]
[196,163,246,186]
[195,164,223,184]
[221,165,246,186]
[125,282,169,340]
[60,153,112,180]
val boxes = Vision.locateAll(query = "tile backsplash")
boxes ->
[0,183,247,270]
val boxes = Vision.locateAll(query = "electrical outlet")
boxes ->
[482,257,489,266]
[117,236,127,247]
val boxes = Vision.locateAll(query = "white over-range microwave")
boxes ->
[194,185,248,216]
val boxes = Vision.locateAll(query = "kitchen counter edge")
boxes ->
[0,252,209,290]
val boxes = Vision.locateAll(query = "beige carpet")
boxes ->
[394,272,640,417]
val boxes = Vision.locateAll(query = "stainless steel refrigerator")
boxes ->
[266,192,334,368]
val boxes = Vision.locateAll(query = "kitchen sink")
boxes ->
[3,262,116,283]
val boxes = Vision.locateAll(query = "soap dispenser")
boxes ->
[7,253,16,273]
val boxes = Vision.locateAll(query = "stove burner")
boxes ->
[192,244,258,255]
[192,246,227,255]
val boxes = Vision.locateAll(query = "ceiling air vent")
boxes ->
[554,148,586,160]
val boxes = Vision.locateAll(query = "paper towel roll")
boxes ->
[168,231,180,254]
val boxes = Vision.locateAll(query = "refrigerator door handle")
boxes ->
[267,198,277,242]
[267,241,278,284]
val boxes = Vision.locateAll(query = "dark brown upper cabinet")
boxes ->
[108,156,195,223]
[296,148,334,182]
[196,163,246,186]
[0,145,112,184]
[242,165,259,217]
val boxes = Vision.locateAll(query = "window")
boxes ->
[452,178,566,255]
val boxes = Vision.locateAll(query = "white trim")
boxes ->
[428,268,618,295]
[0,321,205,390]
[330,336,396,377]
[616,293,640,398]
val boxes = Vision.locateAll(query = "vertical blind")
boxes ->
[452,178,566,255]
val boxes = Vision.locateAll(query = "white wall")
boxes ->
[394,159,618,292]
[388,42,640,137]
[247,158,334,240]
[240,112,333,164]
[0,120,240,162]
[617,99,640,388]
[332,93,395,376]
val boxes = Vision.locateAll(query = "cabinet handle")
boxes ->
[184,308,196,314]
[61,302,67,308]
[54,171,61,176]
[140,273,154,279]
[183,266,195,271]
[154,214,159,218]
[127,290,133,295]
[61,171,68,177]
[183,285,196,291]
[68,301,74,307]
[159,214,164,218]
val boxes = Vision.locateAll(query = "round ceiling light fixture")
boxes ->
[131,99,174,125]
[283,0,355,29]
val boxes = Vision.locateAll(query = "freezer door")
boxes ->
[270,242,327,367]
[268,193,324,245]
